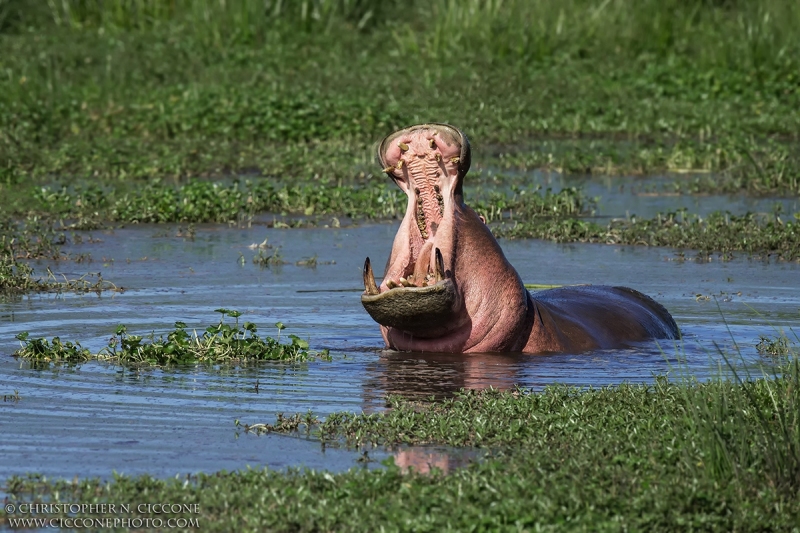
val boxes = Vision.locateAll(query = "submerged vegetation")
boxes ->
[13,308,325,366]
[5,355,800,531]
[0,216,123,296]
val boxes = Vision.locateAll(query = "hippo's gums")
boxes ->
[361,123,680,354]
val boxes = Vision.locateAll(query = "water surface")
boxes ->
[1,221,799,482]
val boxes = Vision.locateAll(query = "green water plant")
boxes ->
[0,215,123,295]
[2,390,20,402]
[756,333,795,357]
[13,309,327,366]
[27,180,594,225]
[496,209,800,261]
[0,259,121,296]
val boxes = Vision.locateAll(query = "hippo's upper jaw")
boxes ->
[361,124,533,352]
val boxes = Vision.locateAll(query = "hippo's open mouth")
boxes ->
[361,123,471,338]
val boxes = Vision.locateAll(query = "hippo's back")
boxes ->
[533,285,680,342]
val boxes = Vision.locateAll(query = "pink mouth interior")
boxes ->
[380,127,462,288]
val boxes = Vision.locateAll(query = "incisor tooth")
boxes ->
[387,279,399,289]
[398,142,409,152]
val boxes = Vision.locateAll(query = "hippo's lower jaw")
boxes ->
[361,251,466,339]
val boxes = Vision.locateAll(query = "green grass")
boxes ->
[1,0,799,203]
[4,356,799,531]
[24,178,593,224]
[13,308,328,366]
[495,209,800,261]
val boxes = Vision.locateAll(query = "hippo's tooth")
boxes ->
[429,138,437,149]
[363,257,380,295]
[383,166,395,174]
[399,277,412,287]
[387,279,399,289]
[449,157,460,164]
[396,160,404,170]
[435,248,445,282]
[399,142,409,152]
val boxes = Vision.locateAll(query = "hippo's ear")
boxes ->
[453,126,471,179]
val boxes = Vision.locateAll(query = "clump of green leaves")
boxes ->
[252,248,285,268]
[14,309,328,366]
[240,411,320,435]
[756,334,795,357]
[12,333,91,363]
[0,217,65,260]
[265,356,800,495]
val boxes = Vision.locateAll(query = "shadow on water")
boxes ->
[1,220,799,481]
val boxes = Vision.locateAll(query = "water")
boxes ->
[1,216,799,482]
[471,170,800,218]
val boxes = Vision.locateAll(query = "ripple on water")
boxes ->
[1,223,799,480]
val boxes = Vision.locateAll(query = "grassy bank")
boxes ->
[1,0,799,205]
[495,209,800,261]
[4,357,799,531]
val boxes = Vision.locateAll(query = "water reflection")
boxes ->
[363,352,524,403]
[392,447,481,475]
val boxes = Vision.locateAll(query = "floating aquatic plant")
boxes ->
[14,309,328,366]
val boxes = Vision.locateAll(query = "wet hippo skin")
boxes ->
[361,123,680,354]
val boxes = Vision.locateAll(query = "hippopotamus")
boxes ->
[361,123,680,354]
